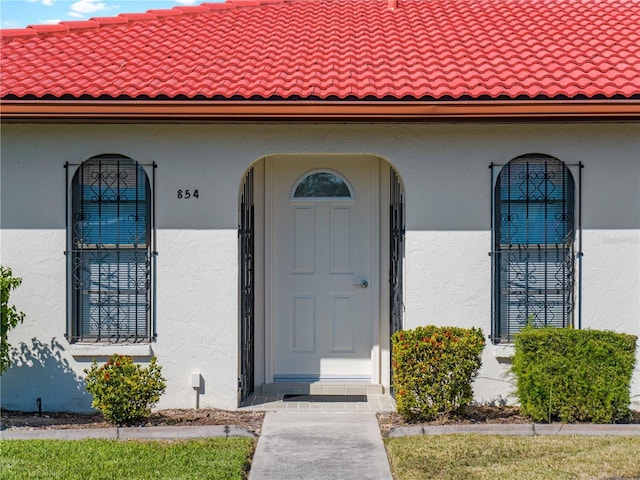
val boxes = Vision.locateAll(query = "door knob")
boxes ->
[353,280,368,288]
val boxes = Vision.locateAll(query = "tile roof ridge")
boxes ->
[0,0,291,44]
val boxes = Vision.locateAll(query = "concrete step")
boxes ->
[259,382,384,395]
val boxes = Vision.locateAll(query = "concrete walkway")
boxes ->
[3,407,640,480]
[0,425,256,441]
[4,419,639,441]
[388,422,640,437]
[249,412,393,480]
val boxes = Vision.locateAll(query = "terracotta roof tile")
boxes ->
[1,0,639,101]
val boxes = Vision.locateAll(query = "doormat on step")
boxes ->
[283,394,367,402]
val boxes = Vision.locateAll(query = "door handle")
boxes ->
[353,280,368,289]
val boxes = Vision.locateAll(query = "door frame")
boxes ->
[263,154,383,384]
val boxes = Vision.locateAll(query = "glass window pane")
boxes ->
[71,155,151,342]
[73,160,149,245]
[293,172,352,198]
[493,154,576,343]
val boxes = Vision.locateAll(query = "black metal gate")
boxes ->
[389,167,405,388]
[239,168,255,402]
[390,167,405,337]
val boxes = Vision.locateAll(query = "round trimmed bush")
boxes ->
[85,354,166,426]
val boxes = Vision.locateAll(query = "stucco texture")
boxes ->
[1,122,638,411]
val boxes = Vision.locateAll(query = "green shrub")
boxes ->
[1,266,25,374]
[512,328,637,423]
[84,354,166,426]
[392,325,485,421]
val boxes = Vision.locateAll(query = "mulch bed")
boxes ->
[1,408,265,435]
[3,406,638,437]
[377,405,640,435]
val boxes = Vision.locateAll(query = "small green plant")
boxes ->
[1,266,26,374]
[392,325,485,421]
[84,354,166,426]
[512,328,637,423]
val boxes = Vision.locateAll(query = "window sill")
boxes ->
[68,343,152,358]
[493,344,515,360]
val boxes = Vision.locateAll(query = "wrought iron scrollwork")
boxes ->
[70,155,151,343]
[390,167,405,338]
[239,168,255,402]
[494,155,576,343]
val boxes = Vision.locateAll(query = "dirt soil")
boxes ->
[376,405,640,435]
[3,406,639,436]
[0,408,265,435]
[377,405,527,435]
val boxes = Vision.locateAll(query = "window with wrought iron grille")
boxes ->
[67,154,154,343]
[491,154,582,343]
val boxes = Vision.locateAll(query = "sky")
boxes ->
[0,0,223,28]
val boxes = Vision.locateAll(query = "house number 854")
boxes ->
[177,189,199,199]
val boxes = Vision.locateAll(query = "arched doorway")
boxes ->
[239,155,404,402]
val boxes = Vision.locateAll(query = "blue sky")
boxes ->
[1,0,223,28]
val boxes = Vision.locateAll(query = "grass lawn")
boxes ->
[0,438,255,480]
[385,434,640,480]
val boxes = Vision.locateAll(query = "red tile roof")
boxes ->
[1,0,639,101]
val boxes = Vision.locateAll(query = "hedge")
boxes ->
[391,325,485,421]
[512,328,637,423]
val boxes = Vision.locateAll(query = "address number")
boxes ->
[177,189,199,199]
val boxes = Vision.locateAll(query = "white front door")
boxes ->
[269,157,377,381]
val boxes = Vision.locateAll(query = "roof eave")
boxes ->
[1,99,640,122]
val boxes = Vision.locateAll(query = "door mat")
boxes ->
[283,394,367,403]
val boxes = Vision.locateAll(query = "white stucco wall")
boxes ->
[1,122,638,412]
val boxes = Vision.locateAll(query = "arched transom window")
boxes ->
[291,170,354,200]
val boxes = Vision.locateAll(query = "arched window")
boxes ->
[493,154,576,342]
[291,170,354,200]
[69,154,152,342]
